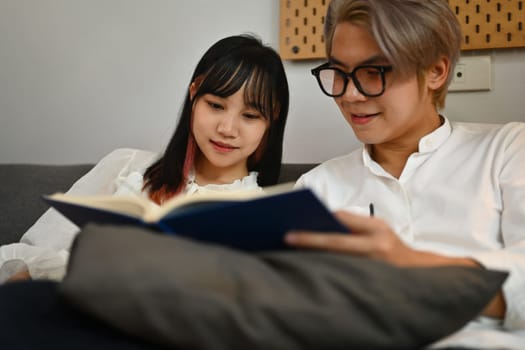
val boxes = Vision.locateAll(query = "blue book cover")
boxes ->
[43,188,348,252]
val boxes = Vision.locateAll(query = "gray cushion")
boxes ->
[0,164,92,245]
[60,224,507,350]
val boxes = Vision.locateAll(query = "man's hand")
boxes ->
[285,210,506,318]
[285,211,423,266]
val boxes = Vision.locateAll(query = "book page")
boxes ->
[45,182,297,224]
[145,182,297,222]
[45,193,155,219]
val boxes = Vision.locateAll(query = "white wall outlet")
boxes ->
[449,55,491,92]
[453,63,466,84]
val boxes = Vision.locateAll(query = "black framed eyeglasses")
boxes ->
[311,62,393,98]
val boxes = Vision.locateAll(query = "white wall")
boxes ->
[1,0,524,164]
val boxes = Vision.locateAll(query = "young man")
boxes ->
[288,0,525,348]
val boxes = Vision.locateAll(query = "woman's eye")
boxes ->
[243,113,263,120]
[207,101,223,110]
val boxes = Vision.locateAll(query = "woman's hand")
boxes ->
[6,269,32,283]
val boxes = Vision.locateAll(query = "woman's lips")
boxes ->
[210,140,238,153]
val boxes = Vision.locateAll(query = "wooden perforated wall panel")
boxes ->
[451,0,525,50]
[280,0,525,60]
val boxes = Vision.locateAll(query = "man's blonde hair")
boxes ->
[325,0,462,109]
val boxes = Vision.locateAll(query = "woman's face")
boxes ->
[329,22,441,149]
[191,85,269,181]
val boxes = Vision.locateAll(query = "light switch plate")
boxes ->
[449,55,491,92]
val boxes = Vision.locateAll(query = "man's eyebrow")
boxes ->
[328,54,389,69]
[327,56,346,67]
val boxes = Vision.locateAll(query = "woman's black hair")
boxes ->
[143,34,289,201]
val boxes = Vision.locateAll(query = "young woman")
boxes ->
[287,0,525,348]
[0,34,289,282]
[143,34,289,204]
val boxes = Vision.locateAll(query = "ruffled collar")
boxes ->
[184,170,261,195]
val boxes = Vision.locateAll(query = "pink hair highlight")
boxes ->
[182,134,196,186]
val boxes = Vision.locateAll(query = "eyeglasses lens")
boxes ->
[317,67,384,97]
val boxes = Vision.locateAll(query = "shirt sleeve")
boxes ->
[21,148,150,249]
[469,123,525,330]
[0,148,157,282]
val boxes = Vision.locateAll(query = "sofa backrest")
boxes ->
[277,163,317,184]
[0,164,94,245]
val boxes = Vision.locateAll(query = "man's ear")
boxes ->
[427,56,450,91]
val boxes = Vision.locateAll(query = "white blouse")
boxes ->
[0,148,260,282]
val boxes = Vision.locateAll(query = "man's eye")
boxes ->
[364,69,381,76]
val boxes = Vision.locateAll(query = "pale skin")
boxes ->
[285,22,505,319]
[189,83,269,186]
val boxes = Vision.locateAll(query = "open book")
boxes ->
[43,184,348,252]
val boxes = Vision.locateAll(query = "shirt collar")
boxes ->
[418,115,451,153]
[362,115,452,168]
[185,169,260,195]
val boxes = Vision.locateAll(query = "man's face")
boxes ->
[329,22,438,150]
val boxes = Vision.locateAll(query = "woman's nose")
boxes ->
[217,113,239,137]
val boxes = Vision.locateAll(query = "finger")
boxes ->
[285,231,375,255]
[334,210,373,228]
[334,210,384,233]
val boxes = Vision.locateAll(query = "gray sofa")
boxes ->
[0,163,505,350]
[0,163,317,246]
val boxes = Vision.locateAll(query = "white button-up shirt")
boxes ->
[296,117,525,348]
